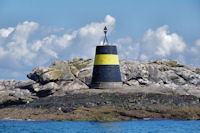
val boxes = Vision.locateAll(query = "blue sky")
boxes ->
[0,0,200,80]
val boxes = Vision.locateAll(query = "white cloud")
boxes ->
[79,15,115,37]
[113,37,140,60]
[0,21,39,68]
[0,27,14,38]
[182,38,200,66]
[0,15,116,79]
[114,25,188,62]
[114,25,187,61]
[13,21,39,43]
[113,25,200,67]
[1,15,200,80]
[141,25,186,58]
[31,40,42,52]
[42,26,64,35]
[27,14,115,63]
[195,39,200,46]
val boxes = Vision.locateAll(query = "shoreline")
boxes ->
[0,106,200,122]
[1,118,198,122]
[1,59,200,122]
[0,90,200,122]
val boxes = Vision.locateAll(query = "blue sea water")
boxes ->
[0,120,200,133]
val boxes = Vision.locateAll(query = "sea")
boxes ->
[0,120,200,133]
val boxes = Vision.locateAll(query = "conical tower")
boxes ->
[90,26,122,89]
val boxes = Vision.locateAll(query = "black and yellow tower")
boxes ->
[91,27,122,89]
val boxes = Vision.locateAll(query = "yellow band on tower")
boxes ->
[94,54,119,65]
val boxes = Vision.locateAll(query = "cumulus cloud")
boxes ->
[0,15,115,79]
[114,25,199,67]
[140,25,186,59]
[0,21,39,68]
[0,27,14,38]
[114,26,187,61]
[138,26,200,66]
[28,14,115,63]
[0,15,200,80]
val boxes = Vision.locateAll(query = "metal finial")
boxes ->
[104,26,107,34]
[103,26,109,45]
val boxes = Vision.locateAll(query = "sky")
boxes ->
[0,0,200,80]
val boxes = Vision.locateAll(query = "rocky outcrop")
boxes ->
[121,60,200,86]
[1,58,200,121]
[27,58,93,84]
[1,58,200,107]
[0,58,93,107]
[0,80,37,107]
[26,58,93,96]
[26,58,200,97]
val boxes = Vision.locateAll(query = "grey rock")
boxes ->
[148,65,161,82]
[26,58,93,96]
[126,80,139,86]
[27,58,93,84]
[62,79,89,92]
[189,79,200,86]
[0,83,37,107]
[36,82,58,97]
[0,80,17,90]
[78,68,93,86]
[1,58,200,107]
[138,78,151,85]
[31,83,42,92]
[26,58,200,97]
[51,61,74,81]
[15,80,35,89]
[27,67,63,83]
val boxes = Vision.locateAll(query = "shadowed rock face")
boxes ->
[0,58,200,121]
[0,80,37,107]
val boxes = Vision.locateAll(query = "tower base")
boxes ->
[90,82,122,89]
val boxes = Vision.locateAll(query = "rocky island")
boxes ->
[0,58,200,122]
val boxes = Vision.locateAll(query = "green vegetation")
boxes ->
[49,70,63,79]
[73,107,121,122]
[169,106,200,120]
